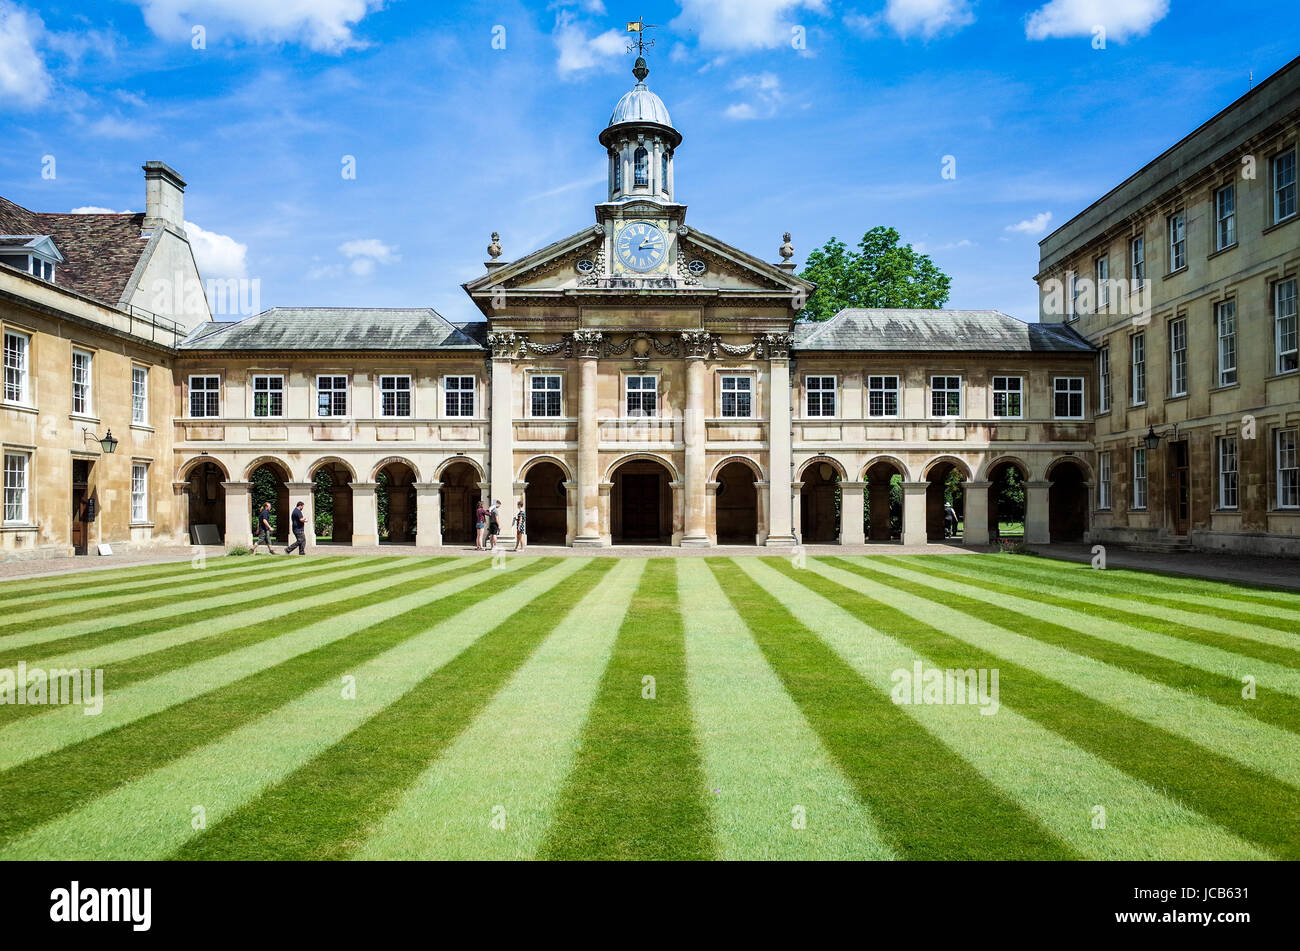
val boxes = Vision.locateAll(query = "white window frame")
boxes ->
[1276,278,1298,375]
[251,374,285,419]
[1095,256,1109,309]
[132,365,148,425]
[379,375,413,418]
[805,375,836,418]
[3,330,30,405]
[1097,451,1112,510]
[1133,447,1148,510]
[1215,300,1237,387]
[1098,346,1111,413]
[720,374,753,419]
[1215,183,1236,250]
[316,375,349,418]
[1217,435,1238,510]
[1130,235,1145,283]
[1053,377,1085,420]
[1167,212,1186,272]
[625,373,659,418]
[1070,273,1084,319]
[991,376,1023,419]
[130,462,149,524]
[1130,332,1146,406]
[3,451,29,525]
[930,375,962,418]
[1278,428,1299,510]
[444,375,476,418]
[188,375,221,419]
[1274,148,1297,224]
[71,347,93,417]
[1168,317,1188,398]
[528,373,563,418]
[867,375,900,418]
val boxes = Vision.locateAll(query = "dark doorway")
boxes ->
[249,461,291,542]
[611,458,671,544]
[925,460,965,542]
[186,460,226,543]
[312,462,353,544]
[621,474,660,539]
[72,458,93,555]
[716,461,758,544]
[523,462,567,545]
[1048,459,1089,542]
[800,461,840,543]
[376,460,417,544]
[1169,440,1190,535]
[439,462,479,545]
[864,460,904,541]
[986,460,1027,540]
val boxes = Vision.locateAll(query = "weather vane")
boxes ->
[625,16,657,56]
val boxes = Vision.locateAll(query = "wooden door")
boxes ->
[72,486,88,555]
[621,474,661,539]
[1171,441,1190,535]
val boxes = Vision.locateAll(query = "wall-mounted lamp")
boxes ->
[1142,423,1179,451]
[82,428,119,454]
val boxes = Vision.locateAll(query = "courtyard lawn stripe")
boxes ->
[4,558,597,861]
[176,558,613,860]
[0,556,262,600]
[0,556,389,666]
[861,555,1300,732]
[355,560,643,861]
[0,554,345,638]
[707,558,1074,860]
[0,556,552,846]
[538,559,715,861]
[677,560,896,860]
[0,557,461,727]
[789,557,1300,857]
[739,558,1265,860]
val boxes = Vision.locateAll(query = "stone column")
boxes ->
[839,481,866,545]
[765,338,796,545]
[414,482,442,548]
[285,482,317,547]
[222,481,252,548]
[963,481,992,545]
[901,481,930,547]
[790,482,803,544]
[488,335,516,545]
[573,331,603,546]
[171,481,190,546]
[681,331,711,547]
[1025,480,1051,544]
[351,482,379,547]
[598,482,614,545]
[755,480,770,546]
[668,480,684,546]
[705,480,720,545]
[562,480,578,545]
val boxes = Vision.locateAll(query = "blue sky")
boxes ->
[1,0,1296,324]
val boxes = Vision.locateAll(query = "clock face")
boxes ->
[615,220,668,273]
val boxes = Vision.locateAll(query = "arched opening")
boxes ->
[439,461,480,546]
[375,459,417,544]
[185,460,226,543]
[634,147,649,186]
[864,460,904,542]
[800,460,841,543]
[248,459,292,543]
[1049,459,1089,542]
[986,459,1027,540]
[925,459,966,542]
[523,461,567,545]
[611,456,672,544]
[716,461,758,545]
[311,461,353,544]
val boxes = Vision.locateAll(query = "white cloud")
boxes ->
[87,115,155,138]
[672,0,827,51]
[0,1,50,104]
[184,220,249,280]
[1026,0,1169,41]
[1005,212,1053,235]
[554,11,625,77]
[339,238,398,277]
[132,0,383,53]
[882,0,974,39]
[724,71,784,120]
[844,11,881,37]
[70,206,132,214]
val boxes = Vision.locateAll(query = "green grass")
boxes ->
[0,551,1296,860]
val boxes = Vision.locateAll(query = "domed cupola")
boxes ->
[599,55,681,204]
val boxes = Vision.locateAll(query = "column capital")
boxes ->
[900,481,931,491]
[1025,480,1052,489]
[840,480,868,491]
[351,482,380,492]
[572,329,604,358]
[412,482,443,491]
[757,332,793,359]
[220,481,251,491]
[964,480,993,490]
[285,482,316,492]
[679,329,714,358]
[487,330,524,359]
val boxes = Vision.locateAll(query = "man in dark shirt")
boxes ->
[251,502,276,555]
[286,501,308,555]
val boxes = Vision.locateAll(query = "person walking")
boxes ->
[285,501,308,555]
[486,500,501,550]
[251,502,277,554]
[512,500,526,552]
[475,502,488,550]
[944,502,959,538]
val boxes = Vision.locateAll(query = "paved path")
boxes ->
[1032,543,1300,592]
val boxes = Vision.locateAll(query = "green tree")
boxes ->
[797,227,951,322]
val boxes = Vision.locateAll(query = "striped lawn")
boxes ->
[1,551,1295,861]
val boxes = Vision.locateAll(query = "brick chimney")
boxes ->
[142,161,186,233]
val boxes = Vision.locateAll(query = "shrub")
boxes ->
[997,538,1035,556]
[227,545,253,556]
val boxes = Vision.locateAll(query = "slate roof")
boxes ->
[792,309,1094,354]
[179,307,484,351]
[0,196,149,306]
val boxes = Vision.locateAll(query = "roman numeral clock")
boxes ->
[613,219,670,274]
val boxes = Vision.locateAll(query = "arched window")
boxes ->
[662,151,669,190]
[634,147,648,187]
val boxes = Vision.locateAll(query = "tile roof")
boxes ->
[0,196,150,306]
[792,309,1095,353]
[179,307,485,351]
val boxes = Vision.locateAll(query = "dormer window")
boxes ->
[634,147,648,187]
[0,236,61,283]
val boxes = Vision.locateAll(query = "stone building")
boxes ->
[1037,55,1300,555]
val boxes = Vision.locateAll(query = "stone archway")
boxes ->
[800,459,842,543]
[310,459,354,544]
[523,460,568,545]
[247,458,292,543]
[610,456,673,544]
[985,458,1028,540]
[439,461,480,545]
[1049,459,1089,542]
[183,459,227,543]
[864,458,905,542]
[715,460,759,545]
[924,457,968,542]
[375,459,417,543]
